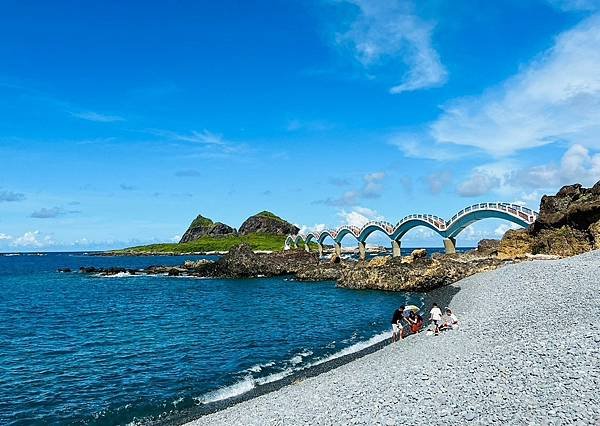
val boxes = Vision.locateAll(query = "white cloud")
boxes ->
[71,111,124,122]
[453,145,600,200]
[512,144,600,189]
[429,14,600,156]
[389,135,466,161]
[547,0,600,11]
[296,223,326,234]
[170,235,181,242]
[336,0,447,93]
[457,172,501,197]
[12,231,55,248]
[337,206,384,228]
[314,171,386,206]
[0,233,12,241]
[425,170,452,194]
[494,223,520,237]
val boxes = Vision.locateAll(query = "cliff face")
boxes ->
[238,211,299,236]
[499,180,600,258]
[179,215,236,243]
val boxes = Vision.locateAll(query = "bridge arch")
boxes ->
[286,202,538,258]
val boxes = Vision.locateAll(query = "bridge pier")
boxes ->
[392,240,401,257]
[317,243,323,257]
[443,237,456,254]
[358,241,366,261]
[334,242,342,257]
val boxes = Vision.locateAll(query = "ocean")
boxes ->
[0,250,460,425]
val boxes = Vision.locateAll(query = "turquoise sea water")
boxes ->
[0,251,455,425]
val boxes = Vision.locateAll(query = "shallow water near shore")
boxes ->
[0,251,449,425]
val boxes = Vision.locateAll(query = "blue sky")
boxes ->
[1,0,600,251]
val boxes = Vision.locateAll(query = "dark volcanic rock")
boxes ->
[337,255,502,292]
[238,211,299,236]
[499,180,600,258]
[475,239,501,257]
[179,214,236,243]
[296,263,344,281]
[532,181,600,232]
[207,244,318,278]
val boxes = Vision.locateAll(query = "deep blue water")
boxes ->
[0,251,449,425]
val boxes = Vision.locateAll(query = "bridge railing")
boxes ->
[288,203,539,246]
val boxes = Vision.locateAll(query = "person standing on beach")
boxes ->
[430,303,443,335]
[391,305,405,342]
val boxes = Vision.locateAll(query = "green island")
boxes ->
[111,233,288,254]
[107,210,317,255]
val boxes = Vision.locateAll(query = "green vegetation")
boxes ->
[188,215,214,229]
[111,233,289,254]
[253,210,285,222]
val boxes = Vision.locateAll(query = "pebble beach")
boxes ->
[185,250,600,425]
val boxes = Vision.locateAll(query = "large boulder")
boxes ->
[476,239,501,257]
[589,219,600,250]
[179,214,236,243]
[238,211,299,236]
[499,180,600,258]
[498,229,533,260]
[531,226,593,257]
[532,181,600,233]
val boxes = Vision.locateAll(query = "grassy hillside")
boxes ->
[110,233,290,254]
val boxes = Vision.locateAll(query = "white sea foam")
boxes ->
[197,332,392,405]
[310,330,390,367]
[94,272,138,278]
[200,375,256,404]
[246,361,275,373]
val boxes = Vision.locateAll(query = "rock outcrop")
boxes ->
[499,180,600,258]
[337,255,502,292]
[498,229,533,260]
[238,211,299,236]
[475,239,501,257]
[202,244,318,278]
[179,215,236,243]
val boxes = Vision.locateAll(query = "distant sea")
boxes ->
[0,248,470,425]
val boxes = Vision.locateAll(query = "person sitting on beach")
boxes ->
[391,305,405,342]
[429,303,443,335]
[407,311,424,335]
[439,308,459,331]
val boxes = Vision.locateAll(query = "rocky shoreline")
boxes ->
[72,242,517,292]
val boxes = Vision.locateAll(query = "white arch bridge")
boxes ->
[285,202,538,259]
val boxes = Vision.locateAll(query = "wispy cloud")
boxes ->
[457,173,501,197]
[175,169,202,177]
[314,171,386,206]
[328,177,351,187]
[335,0,447,93]
[152,129,226,145]
[120,184,137,191]
[149,129,246,158]
[71,111,124,122]
[424,170,452,194]
[0,190,26,202]
[429,14,600,156]
[546,0,600,11]
[30,206,80,219]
